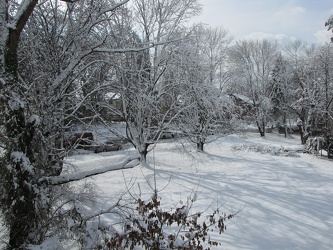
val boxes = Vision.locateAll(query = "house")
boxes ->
[230,93,254,119]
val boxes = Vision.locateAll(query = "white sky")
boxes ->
[192,0,333,44]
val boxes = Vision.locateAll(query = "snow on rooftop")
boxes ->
[232,93,254,105]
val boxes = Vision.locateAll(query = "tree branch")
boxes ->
[94,37,186,53]
[12,0,38,34]
[40,156,140,185]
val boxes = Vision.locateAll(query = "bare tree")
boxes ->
[192,24,233,89]
[179,84,233,151]
[0,1,143,248]
[270,53,290,137]
[316,44,333,157]
[102,0,202,163]
[283,40,329,144]
[0,0,239,248]
[228,39,279,137]
[168,25,234,151]
[298,43,333,153]
[283,39,308,143]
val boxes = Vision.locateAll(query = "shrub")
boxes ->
[100,191,235,250]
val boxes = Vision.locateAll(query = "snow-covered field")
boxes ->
[66,132,333,250]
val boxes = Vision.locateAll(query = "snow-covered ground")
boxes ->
[66,132,333,250]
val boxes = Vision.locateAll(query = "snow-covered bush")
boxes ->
[232,143,300,157]
[305,137,327,155]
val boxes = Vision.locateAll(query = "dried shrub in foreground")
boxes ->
[100,192,235,250]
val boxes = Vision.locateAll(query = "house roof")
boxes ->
[232,93,253,105]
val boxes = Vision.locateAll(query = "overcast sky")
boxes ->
[192,0,333,44]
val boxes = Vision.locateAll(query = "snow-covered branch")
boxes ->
[11,0,38,33]
[98,0,131,16]
[41,156,139,185]
[94,38,185,53]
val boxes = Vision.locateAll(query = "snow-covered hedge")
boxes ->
[232,143,300,157]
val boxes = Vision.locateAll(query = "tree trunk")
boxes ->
[262,120,266,137]
[283,115,287,138]
[3,45,40,250]
[140,143,149,163]
[197,141,204,151]
[298,124,308,145]
[0,1,40,248]
[3,38,39,250]
[328,137,332,159]
[140,152,147,163]
[256,121,265,137]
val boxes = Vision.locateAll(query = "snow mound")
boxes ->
[232,143,300,157]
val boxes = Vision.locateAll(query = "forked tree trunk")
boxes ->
[256,120,265,137]
[197,141,204,151]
